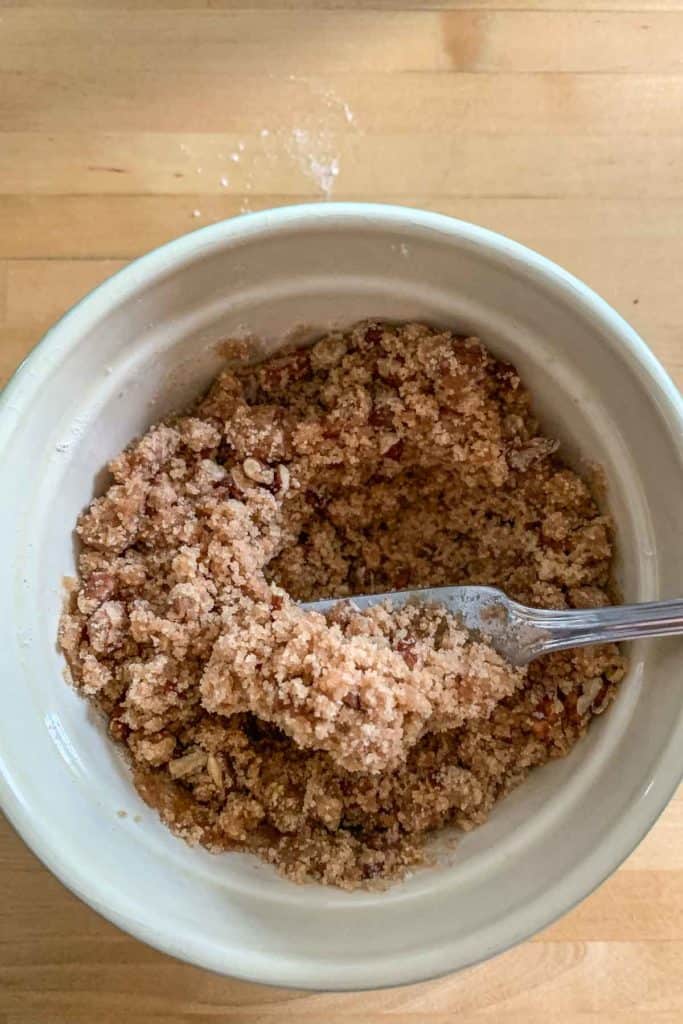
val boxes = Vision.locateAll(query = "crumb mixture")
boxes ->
[59,321,627,889]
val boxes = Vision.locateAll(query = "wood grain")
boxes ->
[3,9,683,73]
[1,0,682,1018]
[3,73,682,134]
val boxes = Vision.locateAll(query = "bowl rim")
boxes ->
[1,201,682,991]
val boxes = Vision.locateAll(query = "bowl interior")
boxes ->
[1,206,682,989]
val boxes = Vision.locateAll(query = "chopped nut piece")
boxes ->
[242,457,274,486]
[274,463,290,496]
[576,677,604,717]
[168,750,208,778]
[230,464,252,493]
[206,752,223,789]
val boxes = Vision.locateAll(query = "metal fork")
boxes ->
[302,586,683,667]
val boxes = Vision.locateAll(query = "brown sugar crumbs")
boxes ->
[59,321,627,889]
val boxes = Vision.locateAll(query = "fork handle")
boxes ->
[525,598,683,658]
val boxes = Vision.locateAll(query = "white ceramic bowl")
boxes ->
[1,204,682,991]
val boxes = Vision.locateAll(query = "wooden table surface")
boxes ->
[1,1,682,1020]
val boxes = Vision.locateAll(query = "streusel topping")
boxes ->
[59,322,626,888]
